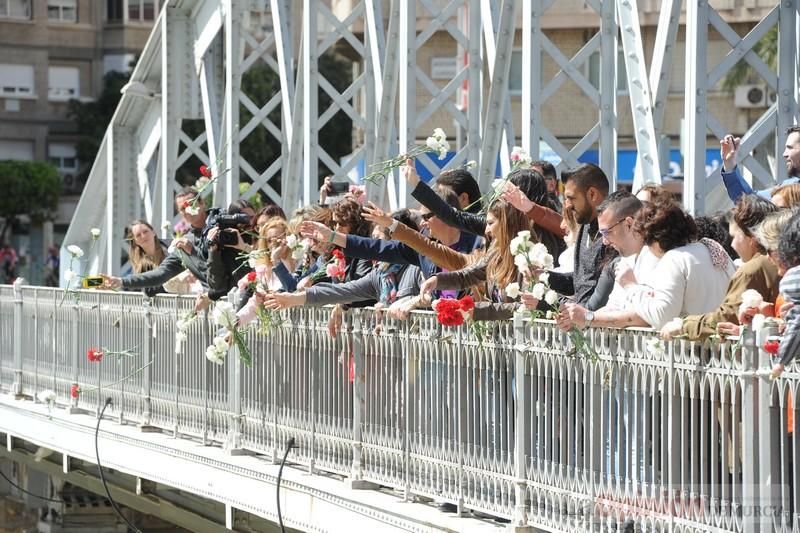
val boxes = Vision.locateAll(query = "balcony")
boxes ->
[0,284,793,532]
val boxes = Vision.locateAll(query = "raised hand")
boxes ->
[101,274,122,290]
[362,202,393,228]
[501,181,534,214]
[720,134,740,172]
[400,158,420,188]
[299,221,333,243]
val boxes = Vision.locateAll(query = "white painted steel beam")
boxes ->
[684,0,709,215]
[617,0,661,191]
[477,0,515,189]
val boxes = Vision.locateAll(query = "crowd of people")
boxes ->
[99,126,800,375]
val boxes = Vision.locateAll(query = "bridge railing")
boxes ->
[0,284,795,532]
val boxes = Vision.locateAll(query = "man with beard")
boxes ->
[545,163,615,309]
[721,126,800,202]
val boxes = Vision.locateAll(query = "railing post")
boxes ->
[12,280,23,398]
[347,309,377,489]
[756,325,780,532]
[511,310,533,531]
[740,325,759,533]
[140,297,154,428]
[225,290,246,454]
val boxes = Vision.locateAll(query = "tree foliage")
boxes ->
[67,70,131,177]
[0,160,62,241]
[722,27,777,92]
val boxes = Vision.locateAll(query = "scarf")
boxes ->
[377,262,404,304]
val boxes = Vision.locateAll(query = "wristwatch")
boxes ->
[585,310,595,325]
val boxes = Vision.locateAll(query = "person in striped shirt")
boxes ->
[771,210,800,378]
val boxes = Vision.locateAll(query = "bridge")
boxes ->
[0,284,793,531]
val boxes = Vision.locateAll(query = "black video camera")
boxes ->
[204,209,251,248]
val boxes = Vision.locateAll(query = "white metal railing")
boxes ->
[0,284,795,532]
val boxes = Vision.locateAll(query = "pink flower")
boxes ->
[87,348,103,363]
[255,264,268,278]
[70,384,81,399]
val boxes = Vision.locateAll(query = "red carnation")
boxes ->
[459,295,475,312]
[764,340,780,355]
[181,200,190,209]
[87,348,104,363]
[332,249,345,261]
[199,164,212,178]
[246,271,257,283]
[434,299,466,327]
[70,384,81,399]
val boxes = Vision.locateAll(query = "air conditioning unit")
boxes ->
[734,84,767,108]
[62,174,75,192]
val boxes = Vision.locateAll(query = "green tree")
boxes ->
[67,70,131,179]
[0,161,62,243]
[722,27,777,92]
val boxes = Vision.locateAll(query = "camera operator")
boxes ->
[205,199,256,301]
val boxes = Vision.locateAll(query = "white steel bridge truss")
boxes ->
[63,0,800,276]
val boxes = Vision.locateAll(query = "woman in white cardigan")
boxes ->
[559,201,734,330]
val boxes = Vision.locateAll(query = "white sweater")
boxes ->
[626,241,735,329]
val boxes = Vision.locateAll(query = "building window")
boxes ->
[48,0,77,22]
[587,48,628,94]
[48,66,80,100]
[0,0,31,20]
[49,143,78,172]
[103,54,135,75]
[107,0,157,23]
[0,139,34,161]
[0,64,35,97]
[508,50,544,96]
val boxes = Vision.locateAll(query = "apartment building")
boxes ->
[0,0,158,279]
[0,0,158,220]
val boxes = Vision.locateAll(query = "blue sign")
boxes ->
[346,148,723,184]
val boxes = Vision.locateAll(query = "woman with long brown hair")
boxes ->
[126,219,169,297]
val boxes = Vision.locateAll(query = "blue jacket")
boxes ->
[721,166,800,203]
[343,230,479,281]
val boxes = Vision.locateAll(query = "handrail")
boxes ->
[0,284,793,532]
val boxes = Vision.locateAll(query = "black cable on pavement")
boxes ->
[276,437,296,533]
[95,398,142,533]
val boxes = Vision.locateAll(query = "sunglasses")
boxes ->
[421,212,436,221]
[598,218,626,238]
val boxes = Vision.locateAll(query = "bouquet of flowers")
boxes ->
[432,295,488,344]
[509,229,597,361]
[209,301,252,366]
[363,128,450,184]
[237,268,284,336]
[285,234,311,261]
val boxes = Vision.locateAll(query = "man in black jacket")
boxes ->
[546,163,615,310]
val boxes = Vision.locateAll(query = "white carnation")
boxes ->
[64,269,76,281]
[291,247,306,261]
[286,234,298,249]
[432,127,446,142]
[538,272,549,284]
[740,289,764,310]
[66,245,84,258]
[212,301,238,329]
[185,204,200,216]
[646,337,666,358]
[514,254,530,273]
[466,160,477,169]
[544,289,558,306]
[37,389,57,405]
[505,282,520,299]
[161,220,172,231]
[531,283,546,300]
[90,228,101,239]
[426,137,439,151]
